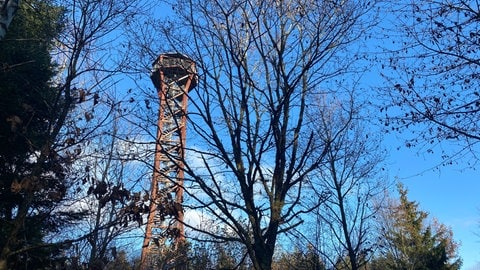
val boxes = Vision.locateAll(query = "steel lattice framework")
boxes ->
[141,53,197,270]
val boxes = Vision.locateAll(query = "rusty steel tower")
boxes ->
[141,53,197,269]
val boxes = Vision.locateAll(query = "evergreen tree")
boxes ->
[0,1,69,269]
[372,184,462,270]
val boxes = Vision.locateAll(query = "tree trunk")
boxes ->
[253,242,274,270]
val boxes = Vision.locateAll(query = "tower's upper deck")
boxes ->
[150,53,197,91]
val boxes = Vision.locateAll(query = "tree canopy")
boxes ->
[381,1,480,165]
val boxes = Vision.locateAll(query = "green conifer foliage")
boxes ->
[0,1,68,269]
[373,184,462,270]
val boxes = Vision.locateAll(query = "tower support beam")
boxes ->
[141,53,197,270]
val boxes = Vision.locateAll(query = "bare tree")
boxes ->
[143,0,379,269]
[380,1,480,164]
[305,93,387,270]
[58,111,148,269]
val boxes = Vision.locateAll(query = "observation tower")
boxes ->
[141,53,197,269]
